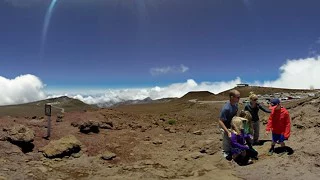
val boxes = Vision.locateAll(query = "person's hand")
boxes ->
[227,131,232,138]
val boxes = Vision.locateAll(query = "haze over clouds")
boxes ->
[1,57,320,106]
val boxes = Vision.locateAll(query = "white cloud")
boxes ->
[3,56,320,107]
[50,57,320,106]
[46,78,241,106]
[0,74,46,105]
[150,64,189,75]
[256,56,320,89]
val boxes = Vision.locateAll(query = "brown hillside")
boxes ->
[180,91,214,100]
[201,86,316,101]
[0,96,97,117]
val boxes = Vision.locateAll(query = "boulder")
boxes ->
[4,124,35,143]
[40,135,82,158]
[78,120,100,133]
[3,124,35,153]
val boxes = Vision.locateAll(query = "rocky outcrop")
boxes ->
[2,124,35,153]
[71,120,100,134]
[4,124,35,143]
[40,135,82,158]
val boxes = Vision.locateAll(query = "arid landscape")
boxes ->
[0,86,320,180]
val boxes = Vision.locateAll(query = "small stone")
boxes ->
[169,128,176,133]
[143,160,155,165]
[71,152,82,158]
[101,151,116,160]
[184,152,204,160]
[37,166,48,173]
[153,139,163,145]
[193,130,202,135]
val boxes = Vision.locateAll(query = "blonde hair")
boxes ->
[249,91,258,101]
[231,116,246,134]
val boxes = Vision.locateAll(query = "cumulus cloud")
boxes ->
[3,56,320,107]
[49,57,320,106]
[258,56,320,89]
[0,74,46,105]
[150,64,189,75]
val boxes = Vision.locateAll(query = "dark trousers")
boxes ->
[235,148,258,166]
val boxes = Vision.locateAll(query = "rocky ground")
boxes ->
[0,92,320,180]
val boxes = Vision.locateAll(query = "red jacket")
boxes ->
[266,106,291,139]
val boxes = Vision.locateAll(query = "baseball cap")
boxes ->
[270,98,280,106]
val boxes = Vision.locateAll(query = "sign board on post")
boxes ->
[45,104,51,116]
[44,104,52,139]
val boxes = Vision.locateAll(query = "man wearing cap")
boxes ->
[265,98,291,155]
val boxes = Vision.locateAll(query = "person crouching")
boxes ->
[230,116,258,166]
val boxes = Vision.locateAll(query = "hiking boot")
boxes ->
[226,154,232,161]
[268,148,274,156]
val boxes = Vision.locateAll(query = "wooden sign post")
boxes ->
[45,104,52,139]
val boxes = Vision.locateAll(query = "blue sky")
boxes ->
[1,0,320,105]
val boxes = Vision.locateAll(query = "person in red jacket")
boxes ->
[265,98,291,155]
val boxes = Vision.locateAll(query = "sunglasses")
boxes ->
[253,99,258,101]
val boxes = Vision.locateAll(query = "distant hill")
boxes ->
[0,96,98,117]
[180,91,214,100]
[103,97,154,107]
[201,86,317,101]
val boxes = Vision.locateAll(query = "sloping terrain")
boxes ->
[199,86,316,101]
[0,96,97,117]
[0,90,319,180]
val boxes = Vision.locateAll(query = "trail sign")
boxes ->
[44,104,52,139]
[45,104,51,116]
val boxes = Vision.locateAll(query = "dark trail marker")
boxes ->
[44,104,52,139]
